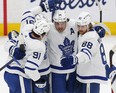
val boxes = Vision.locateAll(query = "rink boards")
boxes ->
[0,22,116,36]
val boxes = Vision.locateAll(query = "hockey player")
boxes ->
[47,10,78,93]
[18,0,62,93]
[4,20,50,93]
[19,1,78,92]
[61,11,109,93]
[108,45,116,93]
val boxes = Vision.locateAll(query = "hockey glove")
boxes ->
[61,56,78,68]
[109,65,116,83]
[35,78,46,88]
[10,44,26,60]
[40,0,64,12]
[40,0,54,12]
[8,30,19,40]
[94,25,105,38]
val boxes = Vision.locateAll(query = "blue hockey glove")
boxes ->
[109,65,116,79]
[61,56,78,68]
[40,0,55,12]
[94,25,105,38]
[105,64,116,79]
[40,0,50,12]
[48,0,64,11]
[40,0,64,12]
[11,44,25,60]
[8,30,19,40]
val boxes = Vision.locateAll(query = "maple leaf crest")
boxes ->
[58,37,75,57]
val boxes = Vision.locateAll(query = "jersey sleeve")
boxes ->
[4,37,18,57]
[20,6,43,30]
[24,43,46,81]
[76,32,100,64]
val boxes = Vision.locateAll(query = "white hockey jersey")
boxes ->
[5,25,50,81]
[76,30,108,84]
[47,20,78,74]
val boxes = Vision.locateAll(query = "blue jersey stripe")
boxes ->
[77,74,108,81]
[27,60,39,68]
[21,16,35,22]
[39,66,50,73]
[7,65,25,73]
[50,64,76,70]
[23,11,31,15]
[25,66,36,70]
[81,48,92,59]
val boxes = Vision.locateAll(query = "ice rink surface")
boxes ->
[0,36,116,93]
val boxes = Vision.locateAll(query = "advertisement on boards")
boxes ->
[0,0,116,35]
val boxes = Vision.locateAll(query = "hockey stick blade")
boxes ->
[0,59,14,71]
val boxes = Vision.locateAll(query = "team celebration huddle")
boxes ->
[2,0,116,93]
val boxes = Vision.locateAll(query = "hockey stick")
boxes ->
[0,56,24,71]
[0,59,14,71]
[95,0,111,35]
[95,0,102,22]
[109,45,116,93]
[0,30,25,71]
[0,44,25,71]
[109,45,116,67]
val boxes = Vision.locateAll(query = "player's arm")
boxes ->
[24,44,46,81]
[5,31,25,60]
[61,35,98,67]
[20,0,54,27]
[76,37,98,64]
[5,36,18,55]
[20,0,63,28]
[20,6,42,29]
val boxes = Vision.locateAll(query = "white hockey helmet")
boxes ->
[33,20,50,36]
[53,10,67,22]
[76,11,92,26]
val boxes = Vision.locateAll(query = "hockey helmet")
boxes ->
[53,10,67,22]
[33,20,50,36]
[76,11,92,26]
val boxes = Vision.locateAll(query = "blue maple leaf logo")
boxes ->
[58,37,75,58]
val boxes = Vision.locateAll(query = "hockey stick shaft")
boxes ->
[95,0,111,35]
[100,10,102,23]
[95,0,102,22]
[109,45,116,67]
[0,44,25,71]
[109,45,116,93]
[0,59,14,71]
[0,57,24,71]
